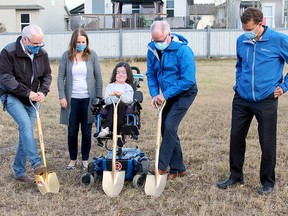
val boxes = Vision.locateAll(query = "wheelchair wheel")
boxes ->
[80,172,95,188]
[132,174,145,189]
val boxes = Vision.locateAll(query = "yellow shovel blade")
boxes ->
[35,172,60,195]
[144,173,168,197]
[102,170,125,197]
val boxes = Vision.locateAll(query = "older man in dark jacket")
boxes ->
[0,24,52,183]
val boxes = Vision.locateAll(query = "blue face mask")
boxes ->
[154,42,168,51]
[244,31,257,40]
[26,45,41,54]
[76,44,87,52]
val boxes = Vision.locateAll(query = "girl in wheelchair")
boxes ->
[96,62,134,147]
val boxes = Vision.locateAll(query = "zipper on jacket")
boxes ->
[252,43,257,101]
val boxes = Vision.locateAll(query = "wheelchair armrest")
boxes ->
[91,97,105,115]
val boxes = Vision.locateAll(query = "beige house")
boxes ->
[0,0,69,33]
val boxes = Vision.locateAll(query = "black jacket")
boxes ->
[0,36,52,105]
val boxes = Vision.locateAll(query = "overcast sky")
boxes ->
[65,0,84,10]
[65,0,224,10]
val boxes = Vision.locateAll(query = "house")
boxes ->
[68,0,195,30]
[215,0,287,29]
[190,4,215,29]
[0,0,69,33]
[236,0,286,28]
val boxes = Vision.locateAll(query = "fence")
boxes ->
[0,28,288,59]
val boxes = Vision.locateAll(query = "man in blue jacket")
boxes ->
[217,7,288,195]
[146,20,198,180]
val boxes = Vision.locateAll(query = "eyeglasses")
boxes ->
[151,34,168,43]
[27,37,45,47]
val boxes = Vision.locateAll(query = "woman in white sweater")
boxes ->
[57,28,103,170]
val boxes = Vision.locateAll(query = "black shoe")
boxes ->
[258,185,274,195]
[217,178,244,189]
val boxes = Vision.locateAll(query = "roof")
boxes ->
[70,4,84,14]
[191,3,215,15]
[0,5,44,10]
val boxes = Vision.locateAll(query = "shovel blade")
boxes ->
[35,172,60,195]
[144,173,168,197]
[102,170,125,197]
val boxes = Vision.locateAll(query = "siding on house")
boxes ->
[0,0,68,32]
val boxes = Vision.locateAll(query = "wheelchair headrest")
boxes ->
[131,66,140,74]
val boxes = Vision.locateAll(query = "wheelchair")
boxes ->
[80,66,150,189]
[91,66,144,149]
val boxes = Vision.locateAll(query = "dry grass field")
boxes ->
[1,59,288,216]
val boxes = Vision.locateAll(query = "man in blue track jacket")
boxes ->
[217,7,288,195]
[146,20,198,180]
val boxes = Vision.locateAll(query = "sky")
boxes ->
[65,0,224,10]
[65,0,84,10]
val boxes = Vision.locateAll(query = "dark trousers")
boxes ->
[229,93,278,187]
[102,102,128,133]
[159,84,197,173]
[68,98,92,161]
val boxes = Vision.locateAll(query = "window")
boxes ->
[132,4,140,14]
[262,3,275,28]
[166,0,174,17]
[21,14,30,30]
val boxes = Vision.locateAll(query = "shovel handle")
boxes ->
[30,100,47,167]
[110,95,122,173]
[154,100,166,175]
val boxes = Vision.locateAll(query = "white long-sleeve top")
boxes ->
[104,83,134,105]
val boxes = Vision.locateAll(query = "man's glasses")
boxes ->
[27,37,45,47]
[151,34,168,43]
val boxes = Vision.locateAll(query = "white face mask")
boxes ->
[154,41,168,51]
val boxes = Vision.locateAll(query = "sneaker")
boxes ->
[66,160,77,170]
[34,163,47,175]
[14,174,35,183]
[97,127,109,138]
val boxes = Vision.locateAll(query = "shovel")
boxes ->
[30,101,60,195]
[102,95,125,197]
[144,100,167,197]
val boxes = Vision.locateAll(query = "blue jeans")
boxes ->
[68,98,92,161]
[0,94,42,177]
[159,84,198,173]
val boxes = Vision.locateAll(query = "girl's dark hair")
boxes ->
[68,28,91,61]
[110,62,134,88]
[241,7,263,24]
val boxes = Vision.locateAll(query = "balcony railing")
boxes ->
[67,13,193,30]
